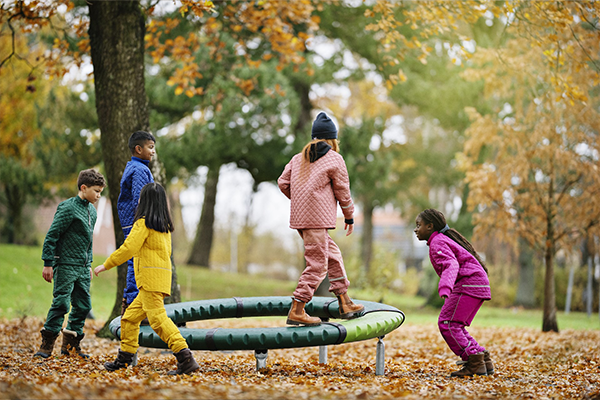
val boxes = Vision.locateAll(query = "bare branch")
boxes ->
[569,24,600,73]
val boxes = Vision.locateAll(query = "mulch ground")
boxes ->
[1,317,599,399]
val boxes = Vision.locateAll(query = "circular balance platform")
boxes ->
[109,296,405,351]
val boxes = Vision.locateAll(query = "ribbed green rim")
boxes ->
[109,296,405,351]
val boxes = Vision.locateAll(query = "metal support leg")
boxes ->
[319,345,328,364]
[375,336,385,376]
[255,349,268,371]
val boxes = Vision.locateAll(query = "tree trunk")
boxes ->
[187,165,220,267]
[291,75,312,139]
[515,237,536,308]
[3,184,23,244]
[361,199,374,274]
[160,162,182,305]
[586,251,594,317]
[542,211,558,332]
[88,0,150,338]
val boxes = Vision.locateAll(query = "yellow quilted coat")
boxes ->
[103,218,172,295]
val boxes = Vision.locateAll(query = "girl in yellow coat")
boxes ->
[94,182,199,375]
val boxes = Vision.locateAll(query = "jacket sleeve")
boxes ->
[277,162,292,199]
[41,203,73,266]
[330,157,354,220]
[131,169,152,206]
[431,240,460,298]
[104,219,149,270]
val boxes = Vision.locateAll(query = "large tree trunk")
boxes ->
[88,0,150,337]
[3,184,23,244]
[187,165,220,267]
[361,199,375,274]
[515,237,536,308]
[292,77,312,138]
[542,209,559,332]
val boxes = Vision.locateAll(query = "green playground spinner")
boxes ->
[109,296,405,375]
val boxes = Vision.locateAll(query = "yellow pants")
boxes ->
[120,287,188,354]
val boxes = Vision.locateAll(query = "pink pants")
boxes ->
[438,292,486,361]
[293,229,350,303]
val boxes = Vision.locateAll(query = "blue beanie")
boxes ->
[311,112,338,140]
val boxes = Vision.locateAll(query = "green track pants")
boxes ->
[43,265,91,336]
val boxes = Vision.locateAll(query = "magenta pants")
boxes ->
[293,229,350,303]
[438,292,486,360]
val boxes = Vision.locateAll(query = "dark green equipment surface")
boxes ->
[109,296,405,351]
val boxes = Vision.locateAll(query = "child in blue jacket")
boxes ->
[118,131,155,314]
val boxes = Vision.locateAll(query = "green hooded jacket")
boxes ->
[42,196,97,267]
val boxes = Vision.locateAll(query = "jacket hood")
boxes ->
[309,141,331,162]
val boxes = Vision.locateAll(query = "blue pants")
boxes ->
[122,227,139,305]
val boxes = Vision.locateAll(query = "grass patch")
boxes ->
[1,243,598,331]
[0,244,296,322]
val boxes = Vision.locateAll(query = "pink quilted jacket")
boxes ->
[278,150,354,230]
[428,231,491,300]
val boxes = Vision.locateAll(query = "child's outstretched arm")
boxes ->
[94,265,107,276]
[97,219,149,274]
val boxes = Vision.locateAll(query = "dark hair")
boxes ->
[77,169,106,190]
[418,208,488,273]
[134,182,174,233]
[128,131,156,154]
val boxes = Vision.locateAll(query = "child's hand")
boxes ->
[345,223,354,236]
[42,266,53,283]
[94,265,107,276]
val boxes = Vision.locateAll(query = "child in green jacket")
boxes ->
[34,169,105,359]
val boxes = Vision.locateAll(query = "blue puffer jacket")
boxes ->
[117,157,154,230]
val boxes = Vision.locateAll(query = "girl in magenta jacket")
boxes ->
[278,112,364,326]
[414,208,494,377]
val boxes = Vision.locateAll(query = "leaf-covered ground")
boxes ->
[1,317,599,399]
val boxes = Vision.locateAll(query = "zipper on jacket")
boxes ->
[84,205,92,267]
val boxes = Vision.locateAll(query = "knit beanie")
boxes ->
[311,112,338,140]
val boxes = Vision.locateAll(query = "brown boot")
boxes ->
[61,329,89,359]
[336,293,365,319]
[34,328,59,359]
[167,348,200,375]
[286,299,321,326]
[104,349,135,371]
[450,352,487,377]
[483,350,494,375]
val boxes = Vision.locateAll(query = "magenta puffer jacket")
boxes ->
[428,231,491,300]
[278,150,354,230]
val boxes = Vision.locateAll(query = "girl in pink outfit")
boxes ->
[414,208,494,377]
[278,112,364,326]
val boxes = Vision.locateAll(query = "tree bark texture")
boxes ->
[292,77,312,138]
[187,165,220,267]
[88,0,149,337]
[542,182,559,332]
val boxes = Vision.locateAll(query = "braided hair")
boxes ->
[418,208,488,273]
